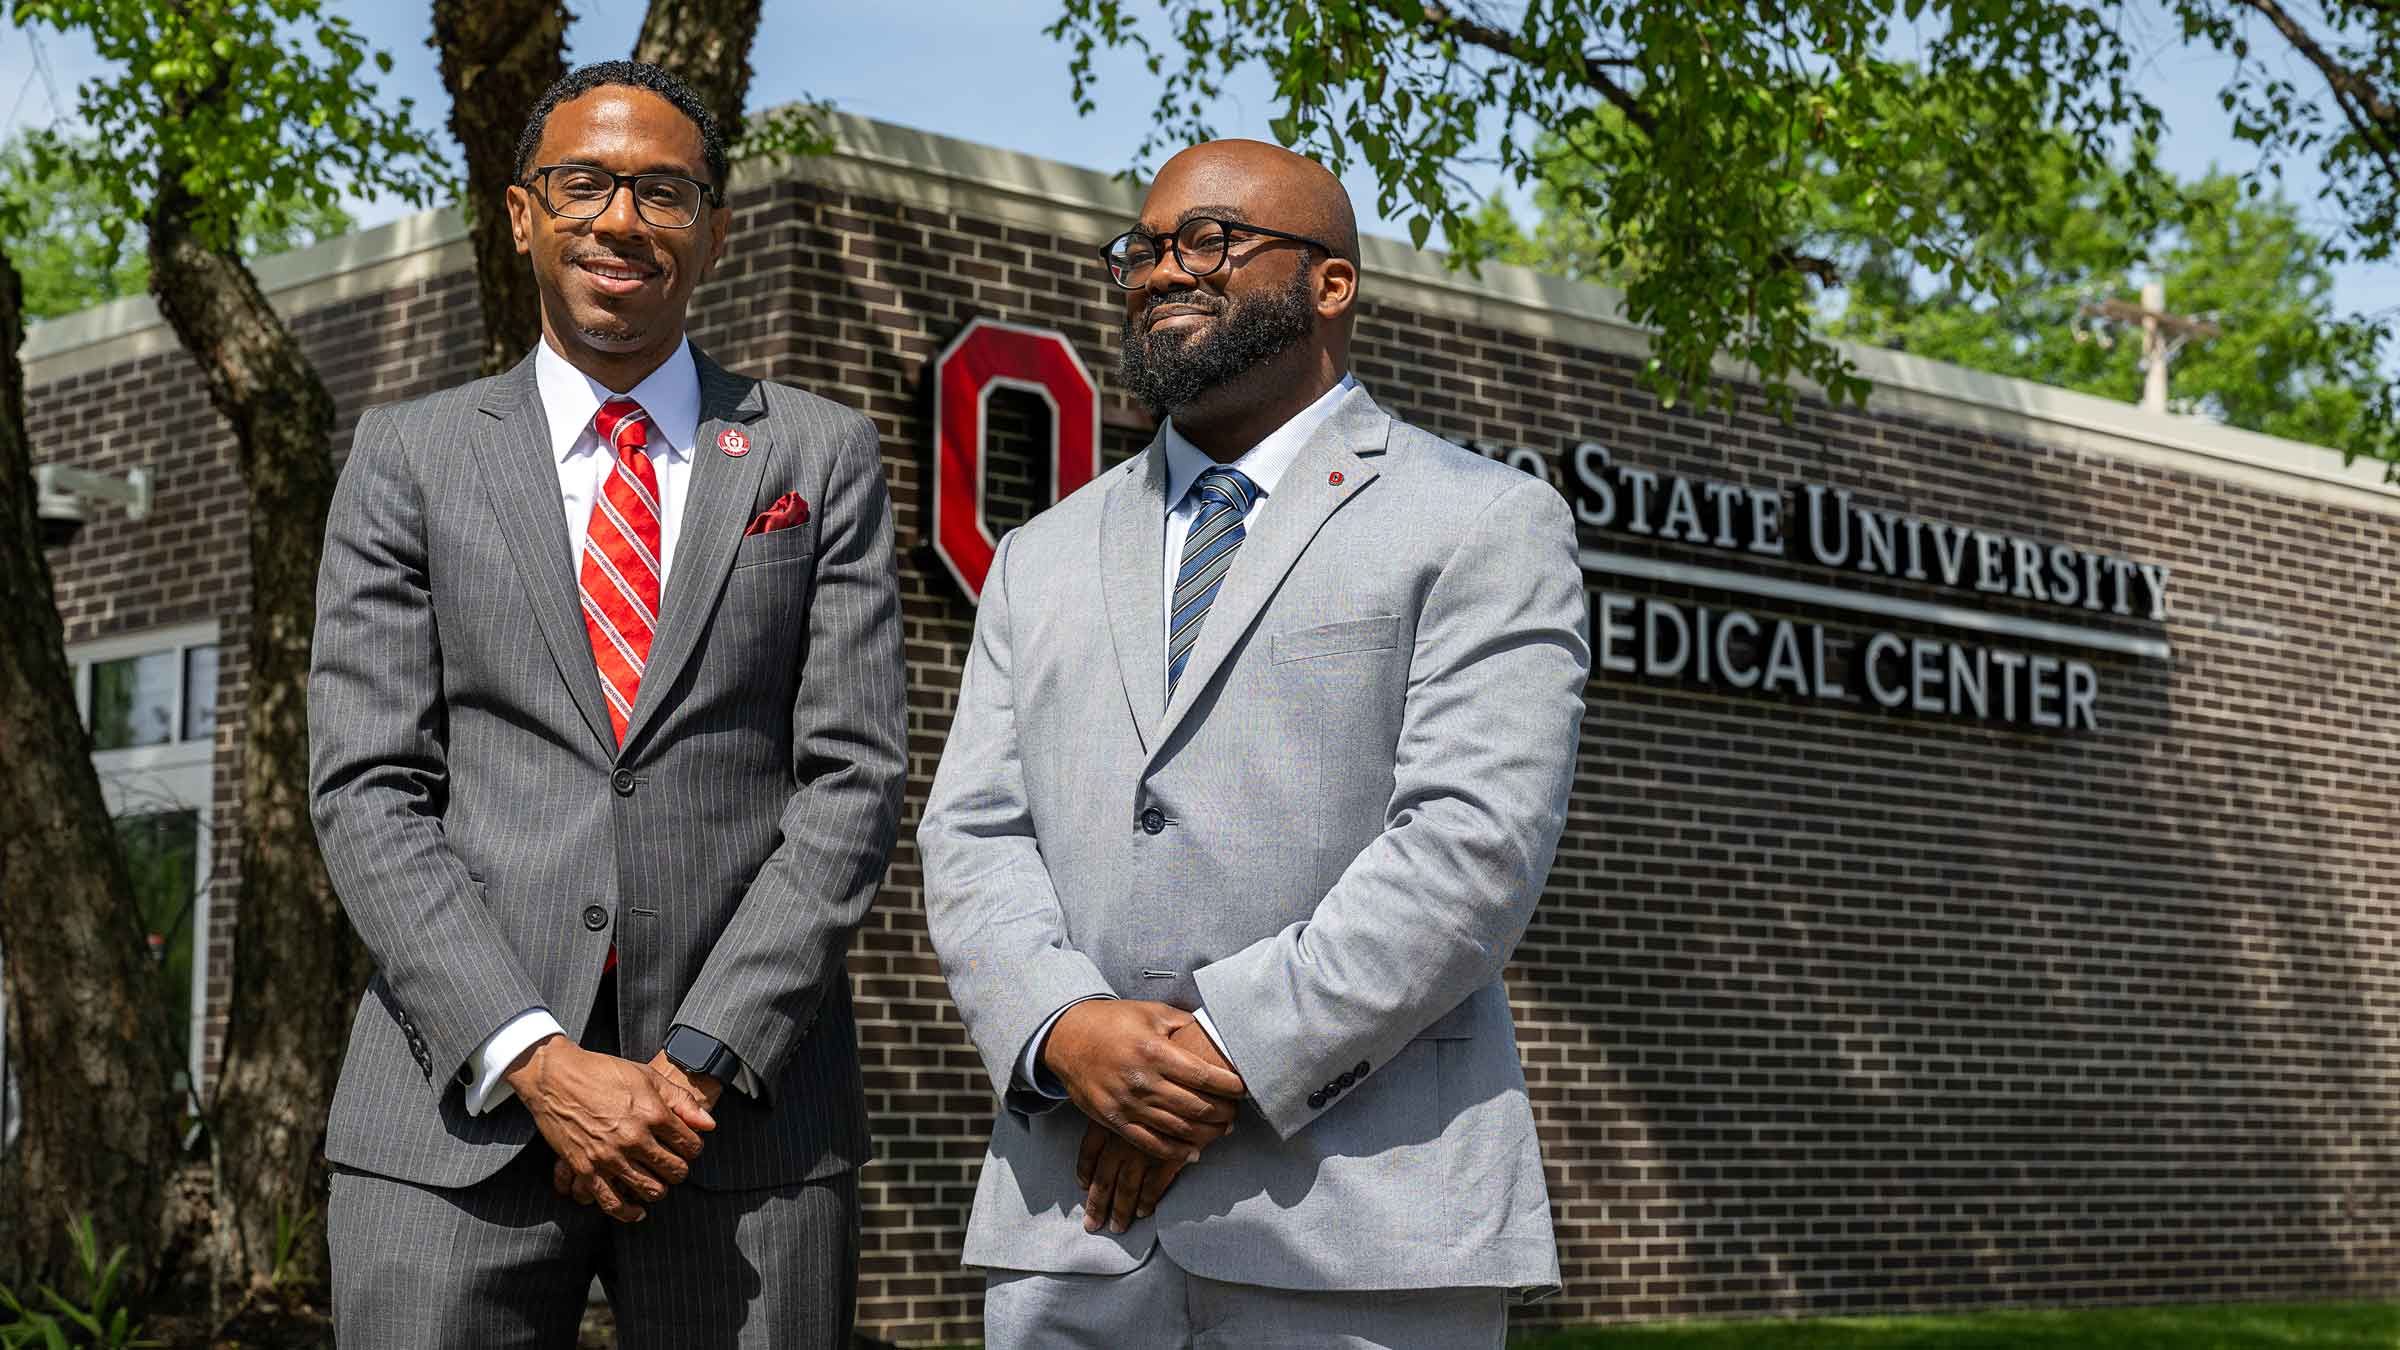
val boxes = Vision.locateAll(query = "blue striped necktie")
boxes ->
[1168,465,1259,696]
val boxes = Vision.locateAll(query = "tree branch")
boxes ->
[2231,0,2400,188]
[1376,0,1660,137]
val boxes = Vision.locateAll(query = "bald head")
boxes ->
[1148,139,1360,266]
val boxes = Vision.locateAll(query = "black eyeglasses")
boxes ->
[524,164,722,229]
[1097,216,1339,288]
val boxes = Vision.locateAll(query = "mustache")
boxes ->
[1141,290,1221,325]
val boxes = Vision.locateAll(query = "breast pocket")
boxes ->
[731,527,814,571]
[1271,614,1400,663]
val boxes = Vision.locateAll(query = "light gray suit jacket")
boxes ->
[919,385,1588,1292]
[310,349,906,1191]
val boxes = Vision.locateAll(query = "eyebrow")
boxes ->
[547,158,709,179]
[1128,204,1249,233]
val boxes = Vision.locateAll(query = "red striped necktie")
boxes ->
[580,397,663,745]
[579,397,660,978]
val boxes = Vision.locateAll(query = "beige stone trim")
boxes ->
[23,108,2399,513]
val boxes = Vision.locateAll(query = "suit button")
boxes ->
[1337,1070,1357,1089]
[612,769,636,796]
[1307,1091,1327,1110]
[1139,807,1165,835]
[1354,1061,1370,1077]
[583,905,609,932]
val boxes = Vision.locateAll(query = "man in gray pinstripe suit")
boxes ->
[921,140,1588,1346]
[309,61,904,1346]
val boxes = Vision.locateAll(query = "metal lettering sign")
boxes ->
[1477,439,2174,734]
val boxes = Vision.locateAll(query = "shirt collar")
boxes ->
[1161,372,1359,511]
[534,336,702,463]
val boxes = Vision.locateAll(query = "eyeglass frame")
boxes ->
[521,163,725,229]
[1096,216,1343,289]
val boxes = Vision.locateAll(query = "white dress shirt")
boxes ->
[1018,374,1359,1098]
[465,337,754,1114]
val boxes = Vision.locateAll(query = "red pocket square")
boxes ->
[744,492,810,537]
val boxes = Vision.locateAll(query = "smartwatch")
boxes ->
[661,1025,740,1083]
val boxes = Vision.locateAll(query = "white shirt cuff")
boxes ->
[1191,1006,1235,1071]
[728,1058,762,1098]
[1020,994,1115,1099]
[464,1008,566,1115]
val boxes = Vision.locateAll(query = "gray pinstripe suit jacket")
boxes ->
[310,348,905,1192]
[920,385,1586,1292]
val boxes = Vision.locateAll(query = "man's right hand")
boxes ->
[1040,1000,1245,1161]
[505,1034,714,1223]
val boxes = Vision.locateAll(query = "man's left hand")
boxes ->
[647,1049,725,1112]
[556,1051,726,1204]
[1076,1021,1238,1232]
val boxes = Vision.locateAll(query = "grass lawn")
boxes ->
[1509,1301,2400,1349]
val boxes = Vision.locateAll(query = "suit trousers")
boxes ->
[330,1147,857,1349]
[982,1249,1506,1350]
[329,977,858,1350]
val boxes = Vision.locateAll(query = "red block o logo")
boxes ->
[931,318,1100,602]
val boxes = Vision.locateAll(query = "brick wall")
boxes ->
[31,165,2400,1343]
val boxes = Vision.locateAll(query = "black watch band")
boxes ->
[662,1025,739,1082]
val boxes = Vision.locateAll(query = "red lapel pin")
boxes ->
[718,427,751,457]
[1328,471,1345,486]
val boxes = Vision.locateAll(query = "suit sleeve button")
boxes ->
[1139,807,1165,835]
[612,769,636,796]
[1307,1091,1327,1110]
[1337,1070,1356,1088]
[583,905,610,932]
[1354,1061,1369,1077]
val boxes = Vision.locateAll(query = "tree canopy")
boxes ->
[0,131,353,320]
[1481,109,2395,464]
[1051,0,2400,473]
[1822,162,2388,458]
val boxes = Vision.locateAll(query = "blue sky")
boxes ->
[0,0,2386,325]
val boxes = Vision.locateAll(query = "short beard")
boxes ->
[1120,262,1317,416]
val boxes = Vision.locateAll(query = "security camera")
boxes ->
[36,477,86,547]
[32,464,148,550]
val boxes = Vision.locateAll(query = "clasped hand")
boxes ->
[504,1036,722,1223]
[1040,1001,1245,1233]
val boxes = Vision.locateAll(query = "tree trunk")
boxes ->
[0,243,183,1291]
[145,172,362,1295]
[434,0,569,377]
[634,0,763,145]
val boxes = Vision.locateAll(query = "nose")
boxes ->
[1147,237,1202,293]
[593,180,650,240]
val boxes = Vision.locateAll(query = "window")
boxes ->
[63,621,220,1097]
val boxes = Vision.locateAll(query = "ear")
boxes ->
[1316,254,1359,322]
[700,202,733,279]
[507,184,534,257]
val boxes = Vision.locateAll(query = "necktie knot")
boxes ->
[594,397,652,457]
[1193,465,1257,517]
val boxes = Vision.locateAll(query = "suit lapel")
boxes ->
[1100,442,1171,754]
[618,349,770,757]
[1153,386,1391,752]
[473,354,617,756]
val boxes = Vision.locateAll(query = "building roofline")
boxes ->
[24,108,2399,513]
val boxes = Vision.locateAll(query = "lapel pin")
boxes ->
[718,427,751,458]
[1328,471,1345,486]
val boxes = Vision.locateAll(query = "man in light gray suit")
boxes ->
[310,61,903,1346]
[919,140,1590,1347]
